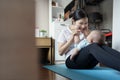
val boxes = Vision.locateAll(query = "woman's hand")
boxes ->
[68,29,80,43]
[69,29,81,44]
[73,29,81,35]
[82,27,90,37]
[74,29,81,44]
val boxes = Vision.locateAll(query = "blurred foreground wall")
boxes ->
[0,0,39,80]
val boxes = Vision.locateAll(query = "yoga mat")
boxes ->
[43,64,120,80]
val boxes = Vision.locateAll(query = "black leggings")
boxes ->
[65,43,120,71]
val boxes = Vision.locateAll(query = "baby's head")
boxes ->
[87,30,105,44]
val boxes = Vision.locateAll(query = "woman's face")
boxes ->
[74,17,88,32]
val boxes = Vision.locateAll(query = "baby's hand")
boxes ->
[70,48,79,60]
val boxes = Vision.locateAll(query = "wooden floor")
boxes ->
[38,48,69,80]
[39,64,69,80]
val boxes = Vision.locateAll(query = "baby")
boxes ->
[70,30,105,60]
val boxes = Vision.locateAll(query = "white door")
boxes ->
[52,22,67,61]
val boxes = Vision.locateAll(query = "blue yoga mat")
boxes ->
[43,64,120,80]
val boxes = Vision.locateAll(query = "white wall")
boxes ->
[0,0,39,80]
[112,0,120,51]
[35,0,49,32]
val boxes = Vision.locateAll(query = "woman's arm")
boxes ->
[58,42,71,56]
[58,34,74,56]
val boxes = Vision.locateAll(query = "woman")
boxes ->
[57,9,120,71]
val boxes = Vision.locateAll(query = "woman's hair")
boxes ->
[72,9,88,21]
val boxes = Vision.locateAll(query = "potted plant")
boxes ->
[40,29,47,37]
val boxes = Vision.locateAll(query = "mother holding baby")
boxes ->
[57,9,120,71]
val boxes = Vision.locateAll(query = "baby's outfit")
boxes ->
[75,38,90,51]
